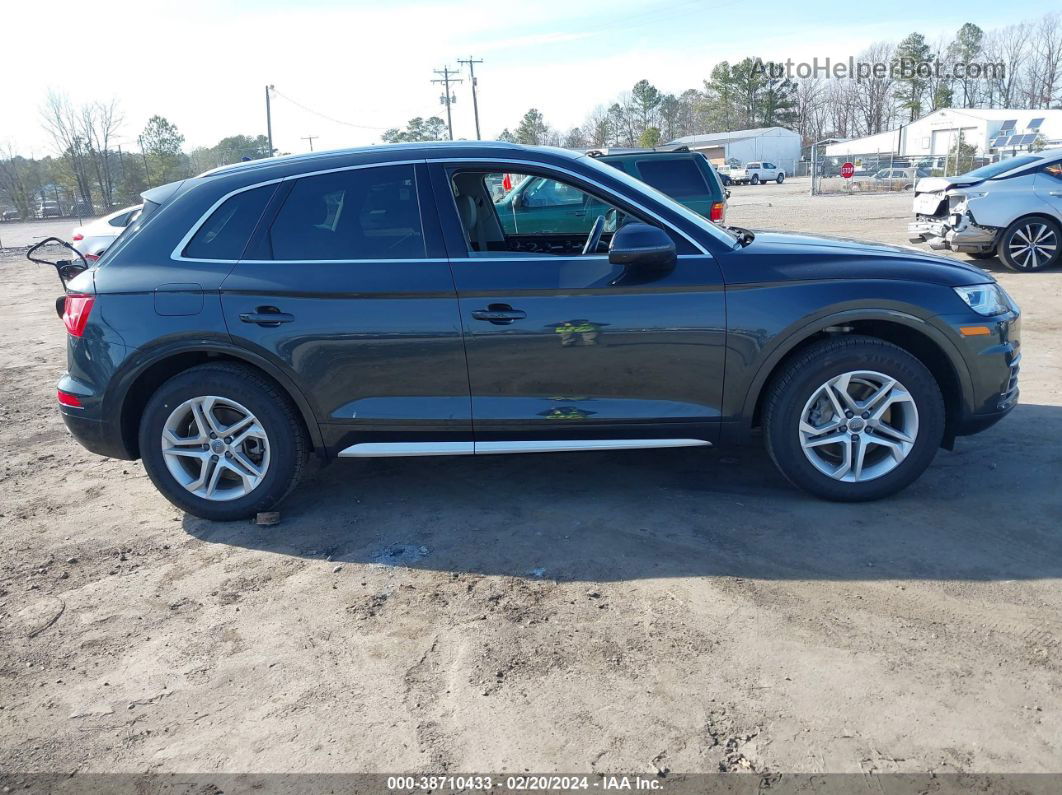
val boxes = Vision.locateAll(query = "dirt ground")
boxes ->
[2,179,1061,777]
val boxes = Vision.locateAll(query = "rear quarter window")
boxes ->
[183,185,275,260]
[634,159,714,199]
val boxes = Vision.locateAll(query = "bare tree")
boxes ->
[81,99,123,209]
[982,23,1028,108]
[41,91,97,210]
[852,42,896,135]
[1024,12,1062,108]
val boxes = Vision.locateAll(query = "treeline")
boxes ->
[0,91,271,218]
[489,11,1062,148]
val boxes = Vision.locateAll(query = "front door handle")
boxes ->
[471,304,527,324]
[1049,191,1062,197]
[240,307,294,327]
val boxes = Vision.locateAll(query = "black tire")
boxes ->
[966,251,996,260]
[139,363,308,521]
[996,216,1061,272]
[763,336,945,502]
[776,174,784,184]
[750,175,760,185]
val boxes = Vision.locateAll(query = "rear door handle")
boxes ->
[471,304,526,324]
[240,308,294,326]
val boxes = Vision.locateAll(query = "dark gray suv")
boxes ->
[53,142,1021,520]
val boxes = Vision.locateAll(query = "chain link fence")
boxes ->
[807,149,992,195]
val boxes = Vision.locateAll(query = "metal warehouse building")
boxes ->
[668,127,802,174]
[825,108,1062,160]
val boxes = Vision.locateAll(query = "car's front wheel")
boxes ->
[997,216,1061,271]
[139,363,308,521]
[776,174,784,184]
[763,336,945,501]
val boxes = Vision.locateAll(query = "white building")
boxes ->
[668,127,802,173]
[824,108,1062,159]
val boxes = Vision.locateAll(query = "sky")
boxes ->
[2,0,1059,158]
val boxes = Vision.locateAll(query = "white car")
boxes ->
[730,161,785,185]
[71,205,141,259]
[908,149,1062,272]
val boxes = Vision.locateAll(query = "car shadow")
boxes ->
[183,403,1062,583]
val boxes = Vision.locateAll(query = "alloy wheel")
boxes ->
[798,370,919,483]
[1008,222,1057,270]
[160,396,271,501]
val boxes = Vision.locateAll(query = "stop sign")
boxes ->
[840,162,855,179]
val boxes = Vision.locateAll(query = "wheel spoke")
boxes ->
[161,395,270,502]
[802,430,850,449]
[798,369,920,484]
[852,437,868,481]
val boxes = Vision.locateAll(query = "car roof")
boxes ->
[199,140,580,179]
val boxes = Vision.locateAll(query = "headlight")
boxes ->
[954,283,1012,316]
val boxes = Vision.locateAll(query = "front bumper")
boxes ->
[950,311,1021,437]
[908,217,997,253]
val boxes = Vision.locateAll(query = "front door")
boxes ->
[216,162,471,455]
[429,162,727,446]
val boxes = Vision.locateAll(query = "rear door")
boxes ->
[213,162,471,455]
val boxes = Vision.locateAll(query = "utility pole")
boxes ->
[265,84,275,156]
[301,135,318,152]
[432,66,463,140]
[137,135,150,186]
[457,57,483,140]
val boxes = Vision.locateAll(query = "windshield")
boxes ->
[958,156,1041,181]
[577,154,737,247]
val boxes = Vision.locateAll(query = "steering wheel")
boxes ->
[582,215,606,255]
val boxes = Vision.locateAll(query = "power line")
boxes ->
[269,88,391,131]
[431,66,463,141]
[301,135,318,152]
[458,57,484,140]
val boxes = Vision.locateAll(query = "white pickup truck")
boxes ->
[730,161,785,185]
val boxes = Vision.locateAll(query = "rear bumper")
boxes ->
[58,373,135,460]
[908,218,997,253]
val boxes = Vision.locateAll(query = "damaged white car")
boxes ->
[908,149,1062,271]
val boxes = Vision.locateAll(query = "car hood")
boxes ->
[720,230,992,287]
[913,175,984,194]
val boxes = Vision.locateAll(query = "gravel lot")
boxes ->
[2,179,1061,776]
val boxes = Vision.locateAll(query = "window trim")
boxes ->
[171,159,424,263]
[172,156,710,263]
[431,157,710,257]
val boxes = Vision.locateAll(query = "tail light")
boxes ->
[62,294,95,337]
[84,253,100,263]
[72,232,84,241]
[709,201,726,223]
[57,389,83,408]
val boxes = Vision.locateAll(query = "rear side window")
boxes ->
[268,165,424,260]
[635,159,714,199]
[183,185,274,260]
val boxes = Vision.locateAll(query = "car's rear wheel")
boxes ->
[764,336,945,501]
[997,217,1060,272]
[750,175,760,185]
[139,363,308,521]
[776,174,784,184]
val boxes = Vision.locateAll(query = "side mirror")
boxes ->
[608,222,676,273]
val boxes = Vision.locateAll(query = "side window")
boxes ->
[183,185,274,260]
[268,165,424,260]
[635,159,713,199]
[452,170,652,256]
[108,211,132,227]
